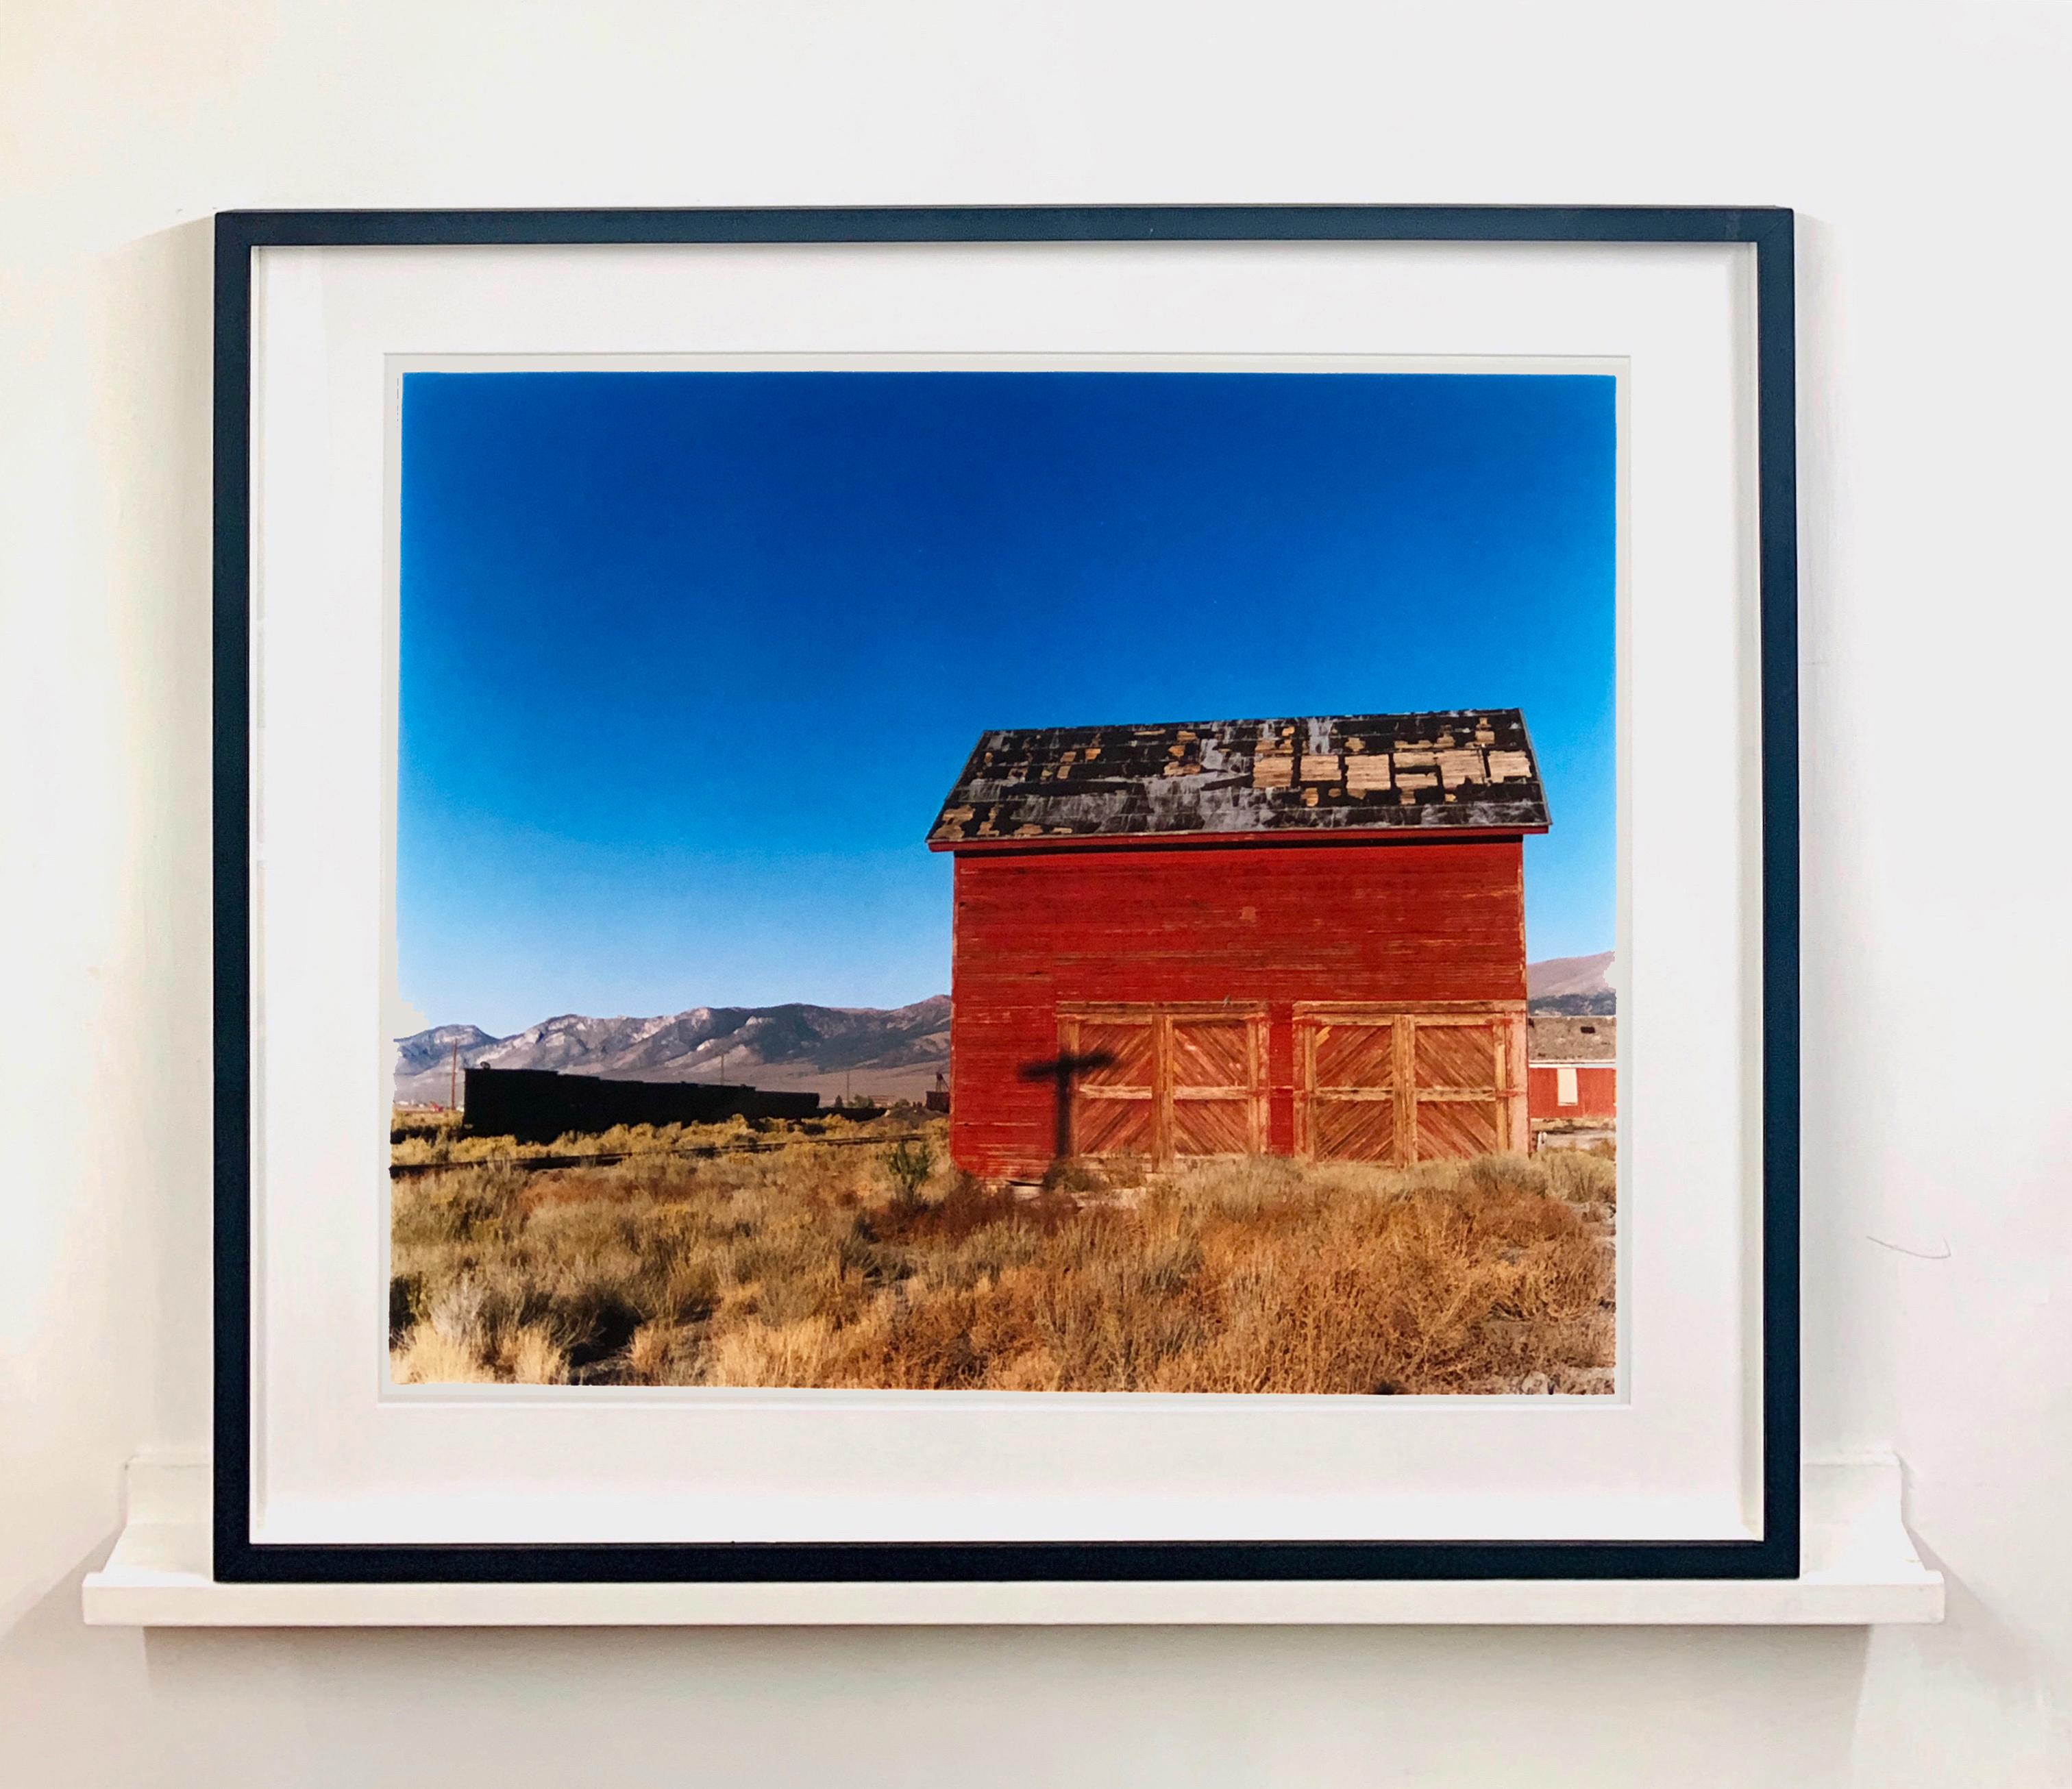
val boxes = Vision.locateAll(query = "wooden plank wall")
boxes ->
[948,836,1527,1178]
[1528,1061,1619,1122]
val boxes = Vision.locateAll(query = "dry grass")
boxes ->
[388,1119,1615,1395]
[388,1105,920,1168]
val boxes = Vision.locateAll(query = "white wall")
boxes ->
[4,3,2069,1781]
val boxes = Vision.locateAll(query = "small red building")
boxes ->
[1526,1014,1618,1150]
[927,711,1551,1181]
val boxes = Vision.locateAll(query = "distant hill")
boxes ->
[1527,950,1616,1015]
[395,1023,504,1082]
[393,997,951,1107]
[402,954,1613,1107]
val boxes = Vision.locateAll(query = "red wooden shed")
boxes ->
[1526,1014,1618,1150]
[926,711,1550,1181]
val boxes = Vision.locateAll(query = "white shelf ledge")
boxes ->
[82,1455,1942,1627]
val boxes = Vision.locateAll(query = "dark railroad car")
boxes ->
[926,711,1550,1181]
[463,1065,819,1144]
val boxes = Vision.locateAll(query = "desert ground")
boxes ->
[388,1111,1615,1395]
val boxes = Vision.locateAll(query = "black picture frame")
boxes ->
[213,204,1799,1586]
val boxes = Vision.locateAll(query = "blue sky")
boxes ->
[399,369,1615,1036]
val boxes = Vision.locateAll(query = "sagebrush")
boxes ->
[389,1118,1614,1394]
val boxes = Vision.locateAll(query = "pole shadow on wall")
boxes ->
[1018,1049,1117,1163]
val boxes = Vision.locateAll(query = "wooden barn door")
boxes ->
[1058,1011,1159,1160]
[1295,1011,1405,1164]
[1409,1014,1520,1159]
[1059,1005,1266,1165]
[1166,1012,1268,1159]
[1296,1005,1525,1163]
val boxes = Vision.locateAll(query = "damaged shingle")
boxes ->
[926,709,1549,844]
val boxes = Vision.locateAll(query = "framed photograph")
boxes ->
[215,205,1798,1583]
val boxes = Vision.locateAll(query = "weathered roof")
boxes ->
[927,710,1548,846]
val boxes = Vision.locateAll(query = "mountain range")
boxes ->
[393,998,952,1106]
[397,954,1615,1105]
[1525,950,1616,1015]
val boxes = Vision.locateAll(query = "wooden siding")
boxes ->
[948,835,1527,1179]
[1528,1060,1618,1122]
[1059,1004,1270,1163]
[1293,1007,1527,1164]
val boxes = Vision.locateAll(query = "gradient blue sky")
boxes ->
[399,370,1615,1036]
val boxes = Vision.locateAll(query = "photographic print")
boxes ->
[387,363,1618,1397]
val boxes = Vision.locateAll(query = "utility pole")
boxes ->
[449,1042,458,1113]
